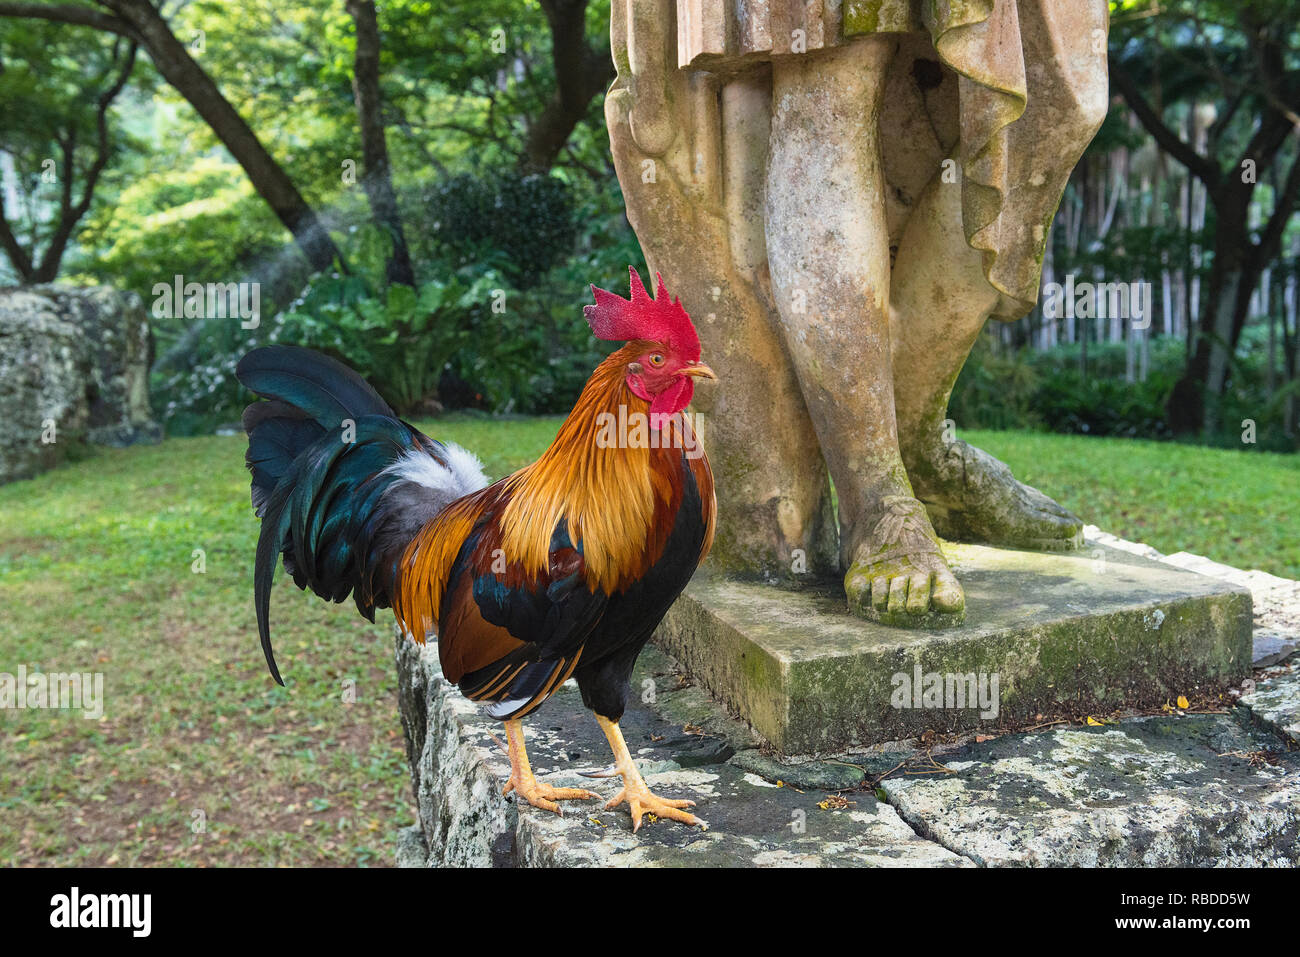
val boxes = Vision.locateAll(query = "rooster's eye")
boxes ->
[648,353,665,367]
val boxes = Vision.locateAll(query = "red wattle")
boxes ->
[649,378,694,421]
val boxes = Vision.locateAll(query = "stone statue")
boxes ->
[605,0,1109,624]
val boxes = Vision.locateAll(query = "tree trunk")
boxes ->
[346,0,415,287]
[1168,179,1275,435]
[521,0,614,172]
[102,0,342,272]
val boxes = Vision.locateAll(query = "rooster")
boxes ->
[237,268,716,831]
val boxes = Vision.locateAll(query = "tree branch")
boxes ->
[0,2,139,39]
[0,199,35,281]
[1108,54,1222,189]
[1257,139,1300,266]
[31,41,137,281]
[522,0,614,171]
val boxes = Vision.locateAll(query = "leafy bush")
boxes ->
[276,270,496,414]
[73,156,287,345]
[421,170,577,287]
[951,332,1298,451]
[947,346,1044,431]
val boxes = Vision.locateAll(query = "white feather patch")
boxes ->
[438,442,489,493]
[382,442,487,498]
[485,697,530,719]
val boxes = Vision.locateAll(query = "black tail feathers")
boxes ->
[236,346,453,685]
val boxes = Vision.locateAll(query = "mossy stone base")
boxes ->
[655,543,1254,755]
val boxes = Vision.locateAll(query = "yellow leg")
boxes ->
[596,715,705,832]
[502,719,598,815]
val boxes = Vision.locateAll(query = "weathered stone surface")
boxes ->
[656,542,1253,754]
[66,286,160,448]
[394,635,968,867]
[0,285,161,484]
[394,824,428,867]
[394,576,1299,868]
[880,714,1300,867]
[0,288,91,484]
[1239,662,1300,745]
[729,749,866,790]
[1086,525,1300,666]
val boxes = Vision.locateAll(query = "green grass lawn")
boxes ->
[962,429,1298,579]
[0,414,562,867]
[0,419,1294,866]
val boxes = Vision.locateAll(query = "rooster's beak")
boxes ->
[680,363,716,380]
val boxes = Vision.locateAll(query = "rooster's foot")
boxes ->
[503,775,599,816]
[595,714,707,832]
[501,718,598,815]
[605,777,703,833]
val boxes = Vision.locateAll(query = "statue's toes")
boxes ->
[887,574,910,614]
[905,571,932,615]
[849,560,964,624]
[870,574,890,613]
[845,569,870,608]
[930,565,966,614]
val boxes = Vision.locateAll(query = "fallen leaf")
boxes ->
[818,795,854,810]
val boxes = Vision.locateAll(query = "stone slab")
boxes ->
[879,714,1300,866]
[655,542,1253,755]
[1084,524,1300,666]
[1239,661,1300,746]
[394,631,1298,868]
[394,638,969,867]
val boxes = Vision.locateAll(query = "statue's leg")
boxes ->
[890,164,1084,549]
[604,0,837,581]
[765,39,964,623]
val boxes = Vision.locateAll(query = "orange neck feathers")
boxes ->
[499,343,695,594]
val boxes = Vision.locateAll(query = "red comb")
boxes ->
[584,267,700,359]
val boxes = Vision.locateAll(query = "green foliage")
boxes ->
[74,156,287,322]
[442,172,647,413]
[422,170,578,287]
[0,18,145,280]
[952,333,1298,451]
[276,261,494,415]
[946,345,1044,432]
[154,197,639,434]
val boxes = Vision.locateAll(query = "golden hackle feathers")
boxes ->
[392,343,707,644]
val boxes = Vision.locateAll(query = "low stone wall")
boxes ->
[393,634,970,867]
[394,536,1300,868]
[0,285,162,484]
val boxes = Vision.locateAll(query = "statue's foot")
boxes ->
[913,439,1084,551]
[844,495,965,627]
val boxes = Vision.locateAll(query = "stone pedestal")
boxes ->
[655,543,1254,755]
